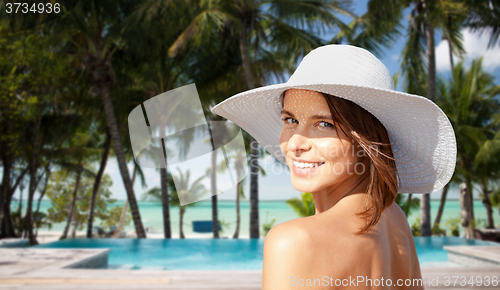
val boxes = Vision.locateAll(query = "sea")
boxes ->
[10,199,495,237]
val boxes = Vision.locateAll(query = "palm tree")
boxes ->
[111,164,148,238]
[490,185,500,218]
[472,98,500,229]
[170,169,206,239]
[399,0,466,236]
[55,130,99,240]
[331,0,403,57]
[52,0,147,238]
[287,192,315,217]
[463,0,500,48]
[86,128,111,238]
[395,193,420,218]
[475,136,500,228]
[169,0,355,238]
[121,0,211,239]
[216,126,248,239]
[436,58,500,229]
[142,168,205,238]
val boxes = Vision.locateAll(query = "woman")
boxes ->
[211,45,456,289]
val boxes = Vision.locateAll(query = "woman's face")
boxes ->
[279,89,367,194]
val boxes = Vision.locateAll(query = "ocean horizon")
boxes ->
[11,199,494,237]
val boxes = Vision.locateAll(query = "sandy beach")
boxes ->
[36,230,250,244]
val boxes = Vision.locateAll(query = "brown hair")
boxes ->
[281,91,399,235]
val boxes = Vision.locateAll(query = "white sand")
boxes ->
[36,230,251,244]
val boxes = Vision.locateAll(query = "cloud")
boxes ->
[436,28,500,73]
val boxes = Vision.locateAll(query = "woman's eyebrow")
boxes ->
[311,114,333,120]
[281,110,333,120]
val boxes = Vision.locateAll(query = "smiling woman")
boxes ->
[279,89,398,235]
[211,44,457,290]
[265,88,419,289]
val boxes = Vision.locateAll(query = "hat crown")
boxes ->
[287,45,394,91]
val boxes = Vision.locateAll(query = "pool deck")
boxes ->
[444,245,500,267]
[1,247,500,289]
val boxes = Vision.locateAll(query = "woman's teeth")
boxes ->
[293,161,324,168]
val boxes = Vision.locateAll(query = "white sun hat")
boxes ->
[211,44,456,194]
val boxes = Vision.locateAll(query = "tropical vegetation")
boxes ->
[0,0,499,245]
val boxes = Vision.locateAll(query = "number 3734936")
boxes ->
[5,2,61,14]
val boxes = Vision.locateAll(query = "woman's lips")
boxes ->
[292,162,325,176]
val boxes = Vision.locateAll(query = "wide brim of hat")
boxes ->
[211,82,457,194]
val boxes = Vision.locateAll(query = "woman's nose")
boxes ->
[287,133,311,153]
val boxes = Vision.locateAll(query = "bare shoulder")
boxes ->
[262,218,318,290]
[263,217,315,265]
[387,200,410,220]
[384,201,424,286]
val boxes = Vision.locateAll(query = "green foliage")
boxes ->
[218,219,230,234]
[432,223,447,237]
[99,204,132,231]
[437,58,500,191]
[470,218,487,229]
[1,0,498,242]
[463,0,500,48]
[45,170,127,232]
[445,217,461,237]
[395,194,420,217]
[261,218,276,237]
[491,186,500,209]
[286,192,315,217]
[11,211,52,234]
[411,217,421,237]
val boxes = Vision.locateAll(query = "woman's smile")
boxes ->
[279,89,364,194]
[291,160,325,176]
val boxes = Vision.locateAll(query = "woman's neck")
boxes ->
[312,173,370,214]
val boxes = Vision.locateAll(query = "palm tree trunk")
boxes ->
[426,19,436,102]
[87,129,111,238]
[239,21,260,239]
[239,25,256,90]
[16,184,24,235]
[160,167,171,238]
[25,113,42,245]
[460,182,474,238]
[0,158,5,236]
[420,194,431,236]
[466,176,475,221]
[233,180,241,239]
[70,216,78,238]
[447,36,454,71]
[404,194,412,216]
[482,185,495,229]
[0,155,16,238]
[433,183,449,228]
[101,86,146,238]
[111,167,137,238]
[211,147,219,238]
[0,123,10,238]
[115,200,129,238]
[61,170,82,240]
[206,121,220,238]
[180,206,185,239]
[420,18,436,237]
[249,140,260,238]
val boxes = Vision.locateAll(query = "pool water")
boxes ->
[35,237,498,270]
[37,239,264,270]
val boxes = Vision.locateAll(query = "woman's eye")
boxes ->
[282,117,297,124]
[318,121,334,128]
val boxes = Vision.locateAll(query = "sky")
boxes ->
[16,1,500,203]
[101,1,500,202]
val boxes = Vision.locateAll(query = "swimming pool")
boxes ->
[35,237,498,270]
